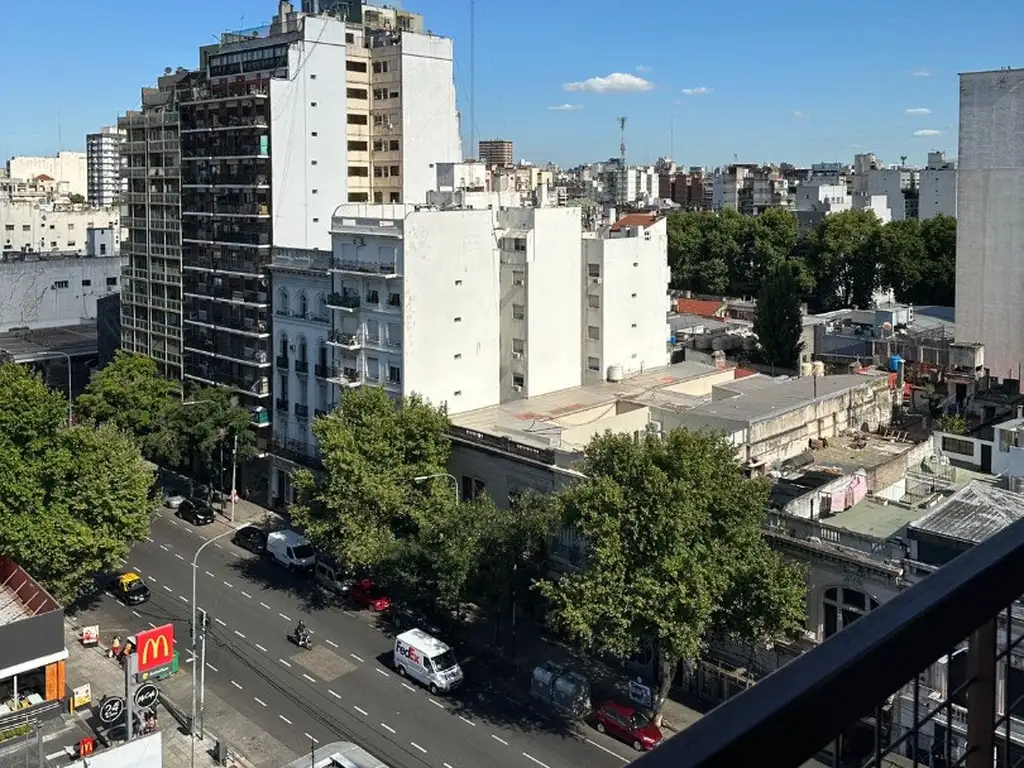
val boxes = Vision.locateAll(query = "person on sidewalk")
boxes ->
[110,636,121,659]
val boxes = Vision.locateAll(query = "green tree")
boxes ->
[666,211,742,294]
[68,193,85,205]
[878,218,926,304]
[920,214,956,306]
[291,387,452,570]
[808,210,882,310]
[169,386,257,494]
[753,262,805,372]
[0,363,152,603]
[936,414,967,435]
[536,429,805,721]
[741,208,799,294]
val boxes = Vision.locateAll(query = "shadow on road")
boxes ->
[224,555,341,615]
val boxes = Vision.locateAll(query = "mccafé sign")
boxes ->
[136,623,174,672]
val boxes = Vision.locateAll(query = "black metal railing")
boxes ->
[276,356,289,370]
[314,364,336,380]
[295,404,309,419]
[635,510,1024,768]
[294,359,309,375]
[275,398,289,413]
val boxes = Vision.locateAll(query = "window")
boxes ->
[21,225,30,231]
[279,334,289,358]
[374,191,383,203]
[311,131,318,137]
[312,189,318,195]
[942,436,974,456]
[67,241,75,247]
[512,304,524,320]
[373,88,387,101]
[68,223,74,230]
[100,243,107,255]
[387,292,400,307]
[346,60,367,73]
[631,323,637,328]
[387,364,401,383]
[389,140,400,151]
[453,316,462,323]
[633,262,638,267]
[345,33,354,43]
[512,338,524,354]
[310,101,318,107]
[82,279,92,287]
[366,289,379,304]
[512,270,524,285]
[389,192,400,203]
[512,374,525,388]
[348,166,369,177]
[311,159,318,166]
[587,356,601,371]
[105,276,117,286]
[453,353,462,360]
[50,241,57,248]
[372,140,384,152]
[348,140,368,151]
[348,192,368,202]
[631,292,637,298]
[454,279,462,286]
[454,390,462,397]
[822,587,878,639]
[347,114,368,125]
[588,294,600,309]
[503,237,527,251]
[299,293,308,317]
[3,225,12,231]
[460,475,485,502]
[347,88,368,99]
[310,74,317,80]
[390,90,399,99]
[588,263,601,278]
[312,217,319,223]
[53,280,69,289]
[588,325,600,340]
[372,61,390,74]
[389,165,400,176]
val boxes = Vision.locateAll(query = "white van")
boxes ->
[393,629,463,694]
[265,530,316,571]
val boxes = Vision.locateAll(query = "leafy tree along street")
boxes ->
[753,262,806,373]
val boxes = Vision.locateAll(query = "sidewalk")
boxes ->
[62,619,266,768]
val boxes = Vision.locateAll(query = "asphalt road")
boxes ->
[72,509,640,768]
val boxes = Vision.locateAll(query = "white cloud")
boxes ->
[681,86,712,96]
[905,107,932,115]
[913,129,943,137]
[563,72,653,93]
[635,65,653,73]
[911,69,932,77]
[792,110,809,119]
[548,103,583,111]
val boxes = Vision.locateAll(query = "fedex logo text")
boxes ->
[397,642,420,665]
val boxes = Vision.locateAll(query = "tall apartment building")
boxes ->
[918,150,957,220]
[956,68,1024,378]
[118,0,461,409]
[86,127,126,206]
[479,139,514,166]
[118,71,186,380]
[5,153,87,198]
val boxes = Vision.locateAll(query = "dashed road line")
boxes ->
[206,663,218,672]
[206,571,215,578]
[241,591,252,599]
[354,706,368,716]
[147,576,156,582]
[169,520,178,526]
[148,622,156,629]
[231,681,243,690]
[342,610,356,617]
[459,716,475,727]
[380,723,396,734]
[428,698,444,709]
[350,653,364,663]
[159,545,170,551]
[214,618,227,627]
[254,698,267,707]
[410,743,427,755]
[45,750,68,761]
[255,644,267,653]
[279,715,292,725]
[375,669,390,678]
[328,689,341,699]
[104,592,115,600]
[401,683,416,692]
[145,537,154,543]
[132,566,142,573]
[260,602,271,610]
[304,733,318,744]
[175,553,185,561]
[522,754,551,768]
[325,639,338,648]
[278,613,291,621]
[302,673,316,683]
[279,659,292,668]
[491,735,509,747]
[131,610,142,618]
[443,763,456,768]
[223,581,233,588]
[584,739,630,763]
[178,595,188,603]
[162,585,172,593]
[213,543,223,550]
[234,630,245,639]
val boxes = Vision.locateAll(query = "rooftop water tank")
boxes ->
[889,355,904,372]
[607,364,624,383]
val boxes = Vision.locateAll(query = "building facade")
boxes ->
[956,68,1024,379]
[479,139,514,166]
[86,126,126,207]
[5,153,87,199]
[1,202,119,256]
[917,150,957,220]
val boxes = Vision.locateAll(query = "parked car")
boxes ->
[266,530,316,571]
[177,499,215,526]
[163,494,185,509]
[232,525,267,554]
[391,601,450,638]
[348,579,392,612]
[111,572,151,606]
[595,701,664,751]
[314,559,354,595]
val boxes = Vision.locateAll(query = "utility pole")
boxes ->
[198,608,208,739]
[230,433,238,524]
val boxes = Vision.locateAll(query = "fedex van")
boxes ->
[393,629,463,694]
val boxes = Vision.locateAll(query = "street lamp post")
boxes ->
[412,473,459,504]
[190,526,242,768]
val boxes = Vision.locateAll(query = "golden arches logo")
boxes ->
[136,623,174,672]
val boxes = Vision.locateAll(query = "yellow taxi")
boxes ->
[111,572,151,606]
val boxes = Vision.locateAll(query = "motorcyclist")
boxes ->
[295,621,308,643]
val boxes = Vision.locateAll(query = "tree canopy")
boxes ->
[753,262,806,372]
[667,208,956,312]
[536,429,806,720]
[0,363,152,603]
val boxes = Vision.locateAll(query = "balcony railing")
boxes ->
[294,359,309,375]
[275,398,289,413]
[182,171,269,187]
[639,507,1024,768]
[295,404,309,420]
[329,259,401,277]
[276,355,289,370]
[181,83,270,103]
[269,437,321,469]
[327,331,361,349]
[314,364,336,379]
[326,293,361,310]
[183,202,270,217]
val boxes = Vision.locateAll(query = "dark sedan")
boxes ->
[177,499,215,526]
[232,525,267,554]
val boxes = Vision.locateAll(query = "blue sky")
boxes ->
[2,0,1023,168]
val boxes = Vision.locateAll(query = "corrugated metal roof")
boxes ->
[909,481,1024,544]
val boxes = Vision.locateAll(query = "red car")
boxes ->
[348,579,391,612]
[595,701,664,751]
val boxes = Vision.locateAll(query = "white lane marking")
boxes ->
[255,644,267,653]
[375,669,390,678]
[213,543,223,550]
[162,585,172,593]
[428,698,444,709]
[175,553,185,561]
[231,681,242,690]
[380,723,396,734]
[342,610,356,617]
[261,602,271,610]
[132,566,142,573]
[304,733,318,744]
[328,689,341,699]
[223,581,233,588]
[303,673,316,683]
[278,613,290,621]
[185,658,193,664]
[354,706,368,716]
[241,591,252,599]
[105,591,116,599]
[491,735,509,747]
[148,622,156,629]
[350,653,364,663]
[325,639,338,648]
[169,520,177,526]
[206,663,218,672]
[444,764,456,768]
[401,683,416,692]
[459,716,475,727]
[215,618,227,627]
[178,595,188,603]
[205,571,215,578]
[522,754,551,768]
[147,576,156,582]
[159,545,170,551]
[279,715,292,725]
[584,739,630,763]
[45,750,68,760]
[254,697,267,707]
[132,610,142,618]
[234,630,245,639]
[410,742,427,755]
[145,537,154,543]
[279,659,292,668]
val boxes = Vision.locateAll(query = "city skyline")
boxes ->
[2,0,1022,168]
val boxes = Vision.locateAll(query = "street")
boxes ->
[70,509,640,768]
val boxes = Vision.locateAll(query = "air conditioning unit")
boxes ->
[591,277,602,284]
[512,385,523,392]
[512,352,523,359]
[513,279,524,286]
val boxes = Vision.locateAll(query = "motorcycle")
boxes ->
[289,630,312,650]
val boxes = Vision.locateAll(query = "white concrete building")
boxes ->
[918,150,957,220]
[5,153,87,199]
[866,167,916,221]
[86,127,125,207]
[956,68,1024,379]
[582,214,671,383]
[1,202,120,256]
[794,181,890,228]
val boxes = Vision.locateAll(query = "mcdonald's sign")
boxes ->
[136,623,174,672]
